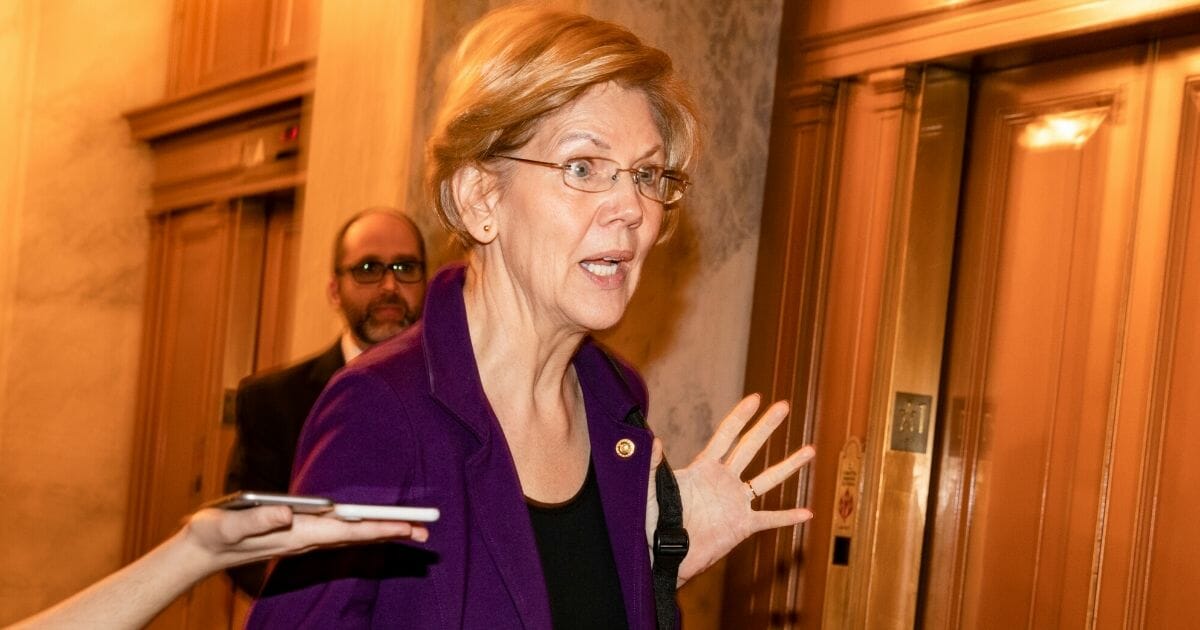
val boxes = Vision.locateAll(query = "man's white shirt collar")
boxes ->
[341,331,366,364]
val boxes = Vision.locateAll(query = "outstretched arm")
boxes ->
[646,394,815,585]
[9,506,425,630]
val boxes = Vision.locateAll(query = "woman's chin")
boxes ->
[566,302,630,333]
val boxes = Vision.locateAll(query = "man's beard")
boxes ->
[350,295,419,346]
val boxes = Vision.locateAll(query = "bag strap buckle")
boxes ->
[653,527,689,558]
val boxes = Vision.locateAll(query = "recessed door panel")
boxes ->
[922,47,1148,629]
[1136,52,1200,626]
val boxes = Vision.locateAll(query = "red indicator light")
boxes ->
[282,125,300,142]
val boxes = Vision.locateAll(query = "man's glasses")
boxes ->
[494,155,690,205]
[338,260,425,284]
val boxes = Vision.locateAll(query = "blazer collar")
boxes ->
[423,263,494,444]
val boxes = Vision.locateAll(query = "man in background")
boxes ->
[224,207,427,594]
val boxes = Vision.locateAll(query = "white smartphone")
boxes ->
[331,503,440,522]
[205,491,334,514]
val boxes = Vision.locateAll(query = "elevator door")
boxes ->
[127,194,298,629]
[921,39,1200,629]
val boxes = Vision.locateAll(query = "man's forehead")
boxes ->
[342,215,421,255]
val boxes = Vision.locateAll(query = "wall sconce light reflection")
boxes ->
[1019,109,1108,150]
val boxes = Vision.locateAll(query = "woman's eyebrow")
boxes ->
[555,132,665,162]
[556,131,610,151]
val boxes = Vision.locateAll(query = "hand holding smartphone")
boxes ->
[205,491,440,522]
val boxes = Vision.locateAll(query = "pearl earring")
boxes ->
[483,224,491,232]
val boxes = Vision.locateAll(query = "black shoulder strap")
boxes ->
[602,351,688,630]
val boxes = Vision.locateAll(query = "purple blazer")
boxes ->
[246,263,660,629]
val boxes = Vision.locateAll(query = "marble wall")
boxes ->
[0,0,169,623]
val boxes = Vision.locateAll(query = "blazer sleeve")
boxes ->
[246,368,419,629]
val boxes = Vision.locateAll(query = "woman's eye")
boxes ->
[563,159,594,179]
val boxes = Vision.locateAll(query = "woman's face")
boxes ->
[488,82,667,332]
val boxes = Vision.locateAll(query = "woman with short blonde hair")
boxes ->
[250,6,812,629]
[427,5,699,242]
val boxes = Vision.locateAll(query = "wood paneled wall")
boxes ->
[721,78,840,627]
[786,0,1200,82]
[724,65,967,629]
[730,2,1200,628]
[851,68,966,628]
[1139,73,1200,629]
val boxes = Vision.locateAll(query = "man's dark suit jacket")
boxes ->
[223,341,345,594]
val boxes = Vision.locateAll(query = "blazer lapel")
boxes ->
[424,264,553,630]
[463,436,553,629]
[575,342,656,629]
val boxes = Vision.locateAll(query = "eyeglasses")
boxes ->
[338,260,425,284]
[494,155,691,205]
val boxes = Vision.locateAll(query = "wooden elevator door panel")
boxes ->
[1142,136,1200,626]
[128,199,275,629]
[1133,40,1200,627]
[131,204,242,628]
[922,47,1148,629]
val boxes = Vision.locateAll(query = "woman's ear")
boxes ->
[451,164,500,245]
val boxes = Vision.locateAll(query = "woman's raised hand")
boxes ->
[648,394,815,584]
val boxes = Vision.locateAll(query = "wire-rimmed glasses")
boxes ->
[494,155,691,205]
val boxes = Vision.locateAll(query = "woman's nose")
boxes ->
[600,171,646,227]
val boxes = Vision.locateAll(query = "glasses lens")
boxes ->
[561,158,618,193]
[651,173,687,204]
[349,262,384,283]
[389,261,425,283]
[631,167,665,203]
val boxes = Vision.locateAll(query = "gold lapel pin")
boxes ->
[615,438,636,458]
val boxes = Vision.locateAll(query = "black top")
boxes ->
[527,461,630,630]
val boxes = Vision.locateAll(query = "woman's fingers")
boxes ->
[751,507,814,532]
[695,394,762,462]
[723,400,791,473]
[288,513,422,548]
[746,444,815,497]
[225,505,293,543]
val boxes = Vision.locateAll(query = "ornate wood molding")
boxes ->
[792,0,1200,81]
[124,59,314,142]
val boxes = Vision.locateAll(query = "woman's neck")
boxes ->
[463,255,586,434]
[463,255,594,502]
